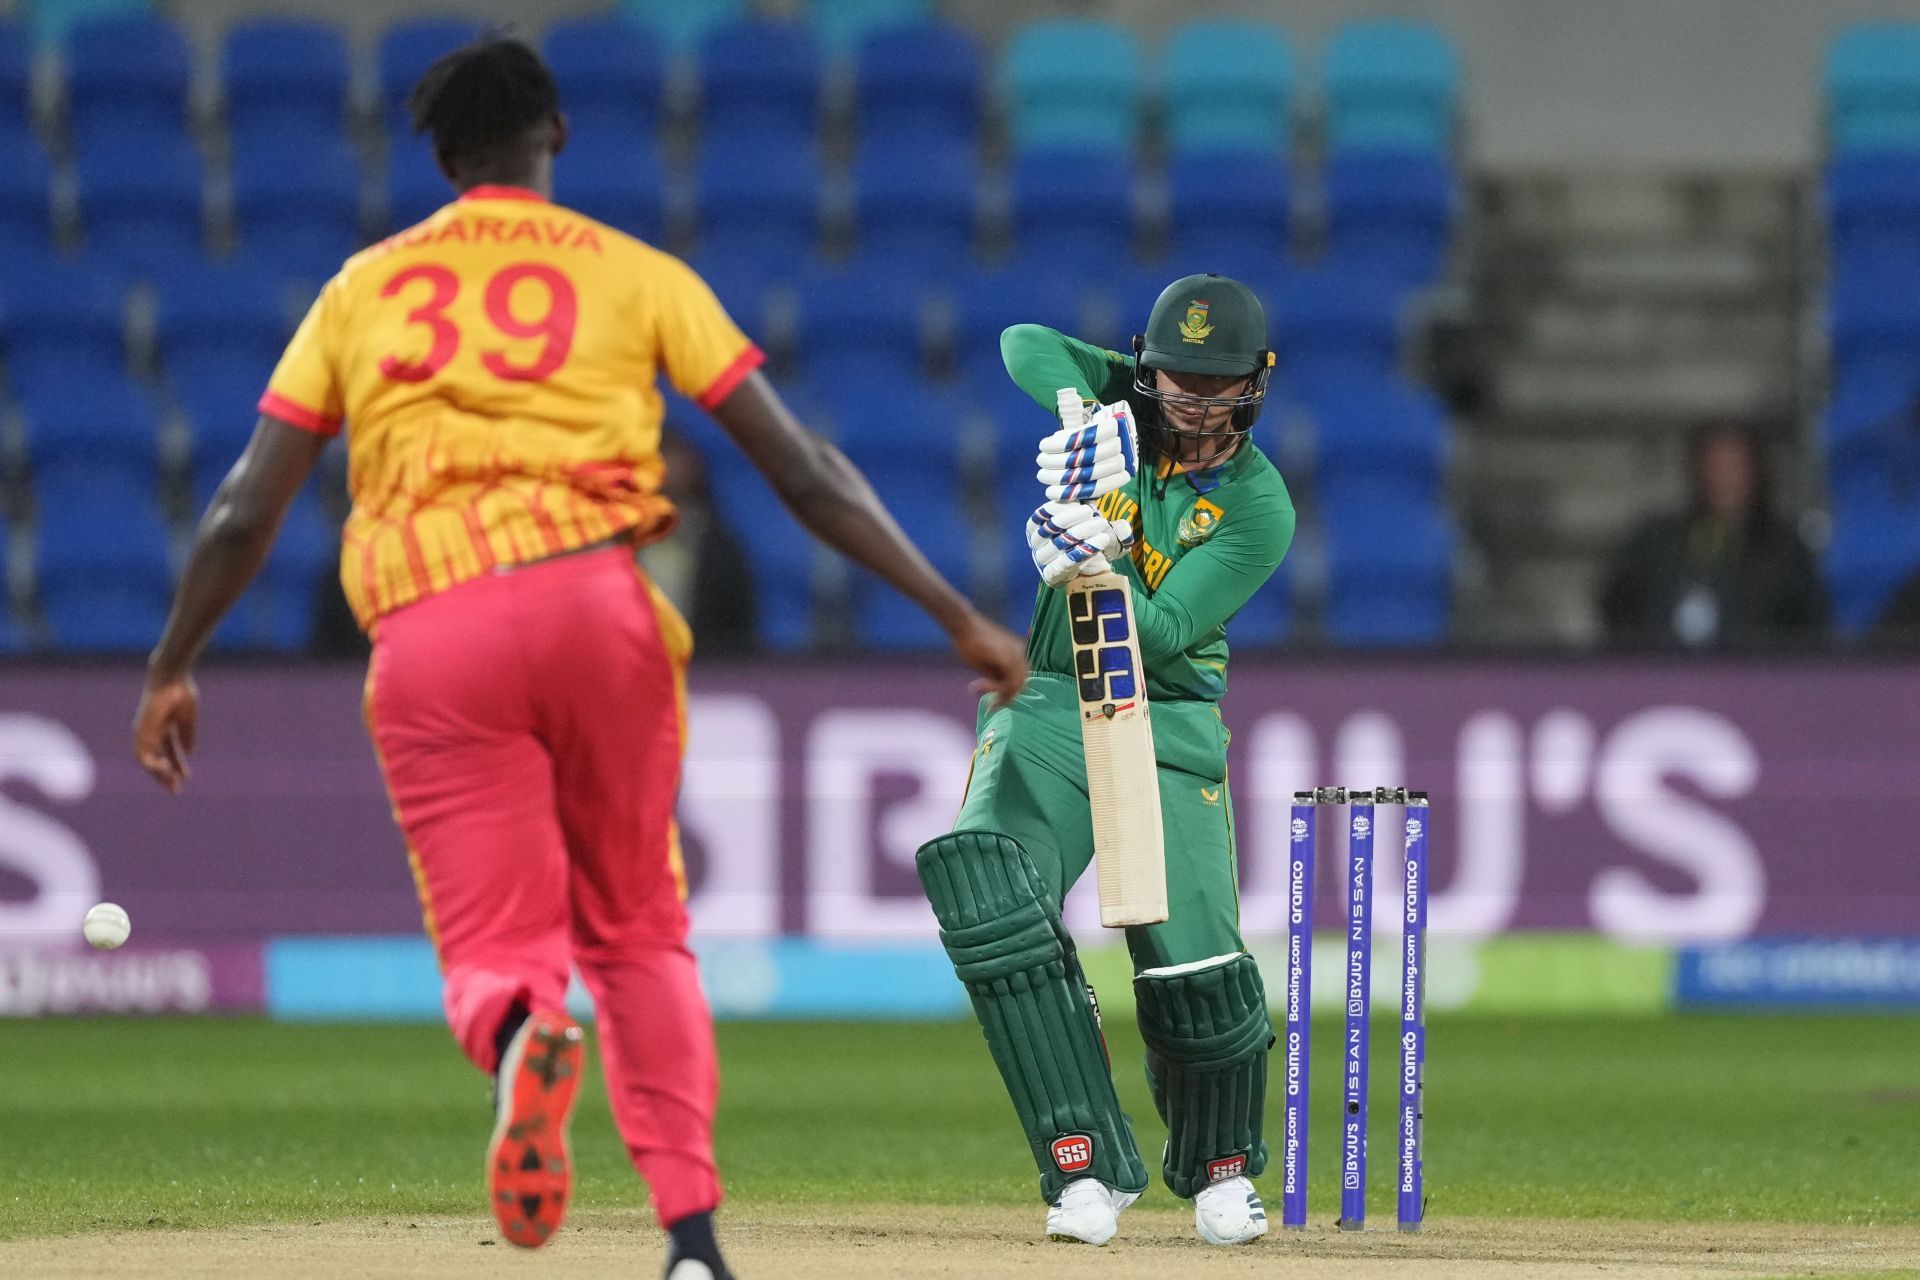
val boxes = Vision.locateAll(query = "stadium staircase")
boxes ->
[1457,170,1810,645]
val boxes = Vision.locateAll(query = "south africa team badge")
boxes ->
[1178,498,1224,547]
[1179,299,1214,343]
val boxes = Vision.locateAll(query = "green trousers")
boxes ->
[953,673,1245,972]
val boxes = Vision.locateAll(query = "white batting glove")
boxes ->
[1037,401,1139,503]
[1027,501,1136,589]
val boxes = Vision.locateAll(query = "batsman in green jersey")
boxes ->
[915,275,1296,1247]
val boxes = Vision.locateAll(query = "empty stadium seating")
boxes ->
[1323,21,1460,154]
[0,8,1469,653]
[1164,22,1294,154]
[1826,24,1920,153]
[223,19,351,146]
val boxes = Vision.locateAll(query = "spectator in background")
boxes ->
[1599,421,1830,650]
[640,428,756,654]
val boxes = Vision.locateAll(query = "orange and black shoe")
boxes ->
[487,1010,585,1249]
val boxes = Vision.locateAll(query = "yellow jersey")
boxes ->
[259,184,762,631]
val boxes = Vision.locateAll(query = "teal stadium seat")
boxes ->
[1164,21,1294,155]
[1322,20,1459,154]
[618,0,744,58]
[814,0,931,58]
[27,0,147,50]
[1827,24,1920,153]
[1003,20,1142,154]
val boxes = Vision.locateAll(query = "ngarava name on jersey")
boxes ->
[382,216,608,257]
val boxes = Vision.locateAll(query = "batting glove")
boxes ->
[1037,401,1139,504]
[1027,500,1137,588]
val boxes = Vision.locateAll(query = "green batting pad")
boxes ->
[1134,951,1272,1199]
[917,830,1148,1201]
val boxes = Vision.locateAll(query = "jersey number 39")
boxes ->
[379,262,579,384]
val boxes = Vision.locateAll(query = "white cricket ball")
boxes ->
[82,902,131,950]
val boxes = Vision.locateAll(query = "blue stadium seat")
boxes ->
[553,131,667,243]
[232,137,364,283]
[1825,367,1920,507]
[855,484,974,648]
[223,18,350,146]
[1825,472,1920,633]
[1003,20,1142,154]
[65,14,190,145]
[1167,152,1291,271]
[386,138,450,232]
[74,131,205,278]
[1323,21,1460,154]
[180,363,276,496]
[684,252,775,345]
[951,263,1093,385]
[793,263,926,386]
[829,376,973,648]
[0,132,53,251]
[1828,153,1920,268]
[1324,149,1457,286]
[618,0,743,58]
[1228,571,1291,648]
[543,17,664,141]
[1831,262,1920,385]
[35,481,174,652]
[816,0,931,57]
[1322,490,1453,647]
[378,18,484,140]
[210,496,333,652]
[1302,375,1449,498]
[22,371,161,494]
[1270,267,1406,394]
[0,22,31,129]
[1827,24,1920,153]
[855,21,980,149]
[155,259,291,395]
[705,457,816,650]
[1165,21,1294,154]
[30,0,148,49]
[1010,148,1138,271]
[700,20,821,140]
[851,141,975,280]
[694,135,820,275]
[0,257,127,392]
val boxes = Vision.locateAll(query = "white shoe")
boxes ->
[1046,1178,1140,1245]
[1195,1175,1269,1245]
[666,1264,715,1280]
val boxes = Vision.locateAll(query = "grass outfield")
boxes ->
[0,1015,1915,1241]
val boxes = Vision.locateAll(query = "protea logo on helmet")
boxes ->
[1051,1134,1095,1173]
[1179,299,1214,343]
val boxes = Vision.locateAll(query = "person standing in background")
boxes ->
[1600,421,1830,650]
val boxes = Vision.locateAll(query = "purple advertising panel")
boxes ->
[2,659,1918,949]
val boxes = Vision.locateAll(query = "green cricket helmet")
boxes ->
[1130,273,1275,459]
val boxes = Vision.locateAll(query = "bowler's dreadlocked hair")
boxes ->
[407,35,559,176]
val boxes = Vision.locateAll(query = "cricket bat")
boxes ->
[1056,388,1169,928]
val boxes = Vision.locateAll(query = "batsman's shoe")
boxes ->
[488,1010,584,1248]
[1194,1175,1269,1246]
[666,1263,732,1280]
[1046,1178,1140,1246]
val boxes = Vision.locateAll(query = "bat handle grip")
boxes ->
[1056,387,1086,430]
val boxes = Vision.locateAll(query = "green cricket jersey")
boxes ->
[1001,323,1296,704]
